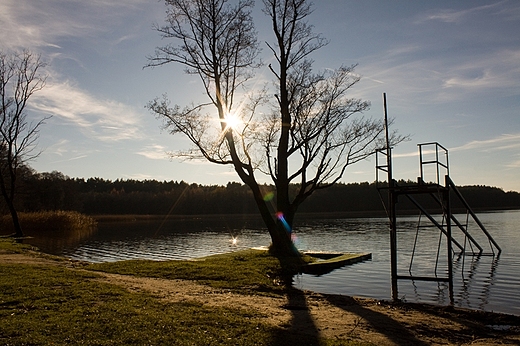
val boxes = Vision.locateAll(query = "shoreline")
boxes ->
[91,207,520,223]
[1,243,520,344]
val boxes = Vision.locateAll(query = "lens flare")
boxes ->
[263,191,275,202]
[276,212,291,233]
[275,212,301,247]
[291,232,301,247]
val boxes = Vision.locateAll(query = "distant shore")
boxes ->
[91,207,519,223]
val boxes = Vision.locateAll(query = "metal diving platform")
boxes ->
[376,94,501,305]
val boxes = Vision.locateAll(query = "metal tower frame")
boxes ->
[376,93,501,304]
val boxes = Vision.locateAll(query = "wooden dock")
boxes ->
[302,252,372,275]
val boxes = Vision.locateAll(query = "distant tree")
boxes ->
[148,0,404,256]
[13,171,519,217]
[23,171,83,212]
[0,50,48,237]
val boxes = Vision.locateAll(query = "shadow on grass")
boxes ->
[262,289,324,346]
[392,301,520,343]
[265,255,323,346]
[271,287,322,346]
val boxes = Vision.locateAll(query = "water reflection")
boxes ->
[19,225,98,254]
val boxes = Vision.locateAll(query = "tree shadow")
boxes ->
[393,300,520,343]
[324,294,430,346]
[267,254,520,345]
[267,256,322,345]
[270,287,322,346]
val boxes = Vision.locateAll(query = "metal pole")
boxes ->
[384,93,391,154]
[383,93,398,301]
[419,144,424,182]
[445,175,454,305]
[436,144,440,185]
[446,176,501,254]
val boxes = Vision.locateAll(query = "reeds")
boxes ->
[0,210,97,234]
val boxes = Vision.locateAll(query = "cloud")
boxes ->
[496,2,520,21]
[416,1,507,23]
[355,2,520,105]
[44,139,71,156]
[393,150,422,158]
[358,45,520,105]
[40,138,96,164]
[31,79,144,142]
[451,133,520,153]
[0,0,157,143]
[123,173,158,181]
[441,49,520,91]
[0,0,149,50]
[136,145,168,160]
[393,133,520,159]
[51,155,89,164]
[506,159,520,168]
[451,134,520,172]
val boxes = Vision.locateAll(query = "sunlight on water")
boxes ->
[25,210,520,316]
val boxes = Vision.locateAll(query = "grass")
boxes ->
[0,239,364,345]
[0,263,275,345]
[88,249,307,295]
[0,237,35,253]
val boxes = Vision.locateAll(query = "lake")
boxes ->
[22,210,520,316]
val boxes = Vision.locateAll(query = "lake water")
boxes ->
[22,210,520,316]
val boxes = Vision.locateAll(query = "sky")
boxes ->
[1,0,519,192]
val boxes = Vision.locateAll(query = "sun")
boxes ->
[223,112,243,132]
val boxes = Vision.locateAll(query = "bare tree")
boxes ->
[148,0,402,256]
[0,50,48,237]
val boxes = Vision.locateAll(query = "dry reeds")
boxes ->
[0,211,97,234]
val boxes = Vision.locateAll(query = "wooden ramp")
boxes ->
[302,252,372,275]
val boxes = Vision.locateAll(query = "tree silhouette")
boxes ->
[147,0,403,256]
[0,50,49,237]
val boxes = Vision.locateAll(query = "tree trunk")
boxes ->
[10,209,23,238]
[0,171,23,237]
[5,198,23,238]
[269,217,300,257]
[248,181,300,257]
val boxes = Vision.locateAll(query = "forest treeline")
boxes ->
[4,171,519,217]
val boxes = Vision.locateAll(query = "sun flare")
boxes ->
[223,112,243,132]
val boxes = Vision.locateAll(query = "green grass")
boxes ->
[0,264,276,345]
[0,239,365,345]
[0,237,69,264]
[0,237,35,253]
[88,249,310,295]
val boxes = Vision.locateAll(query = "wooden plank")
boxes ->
[302,252,372,275]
